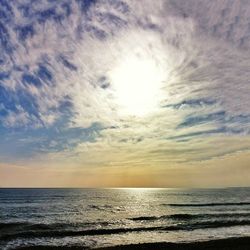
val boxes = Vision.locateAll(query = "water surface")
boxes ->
[0,188,250,249]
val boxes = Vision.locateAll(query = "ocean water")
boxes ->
[0,187,250,249]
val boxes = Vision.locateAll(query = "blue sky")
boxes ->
[0,0,250,187]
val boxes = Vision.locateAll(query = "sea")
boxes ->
[0,187,250,249]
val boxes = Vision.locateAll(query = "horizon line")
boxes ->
[0,186,249,189]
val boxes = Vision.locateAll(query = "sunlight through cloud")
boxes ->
[110,49,166,116]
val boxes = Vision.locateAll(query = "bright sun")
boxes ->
[110,54,165,116]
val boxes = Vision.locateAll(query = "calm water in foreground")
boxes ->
[0,188,250,249]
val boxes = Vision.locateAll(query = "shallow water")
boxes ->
[0,187,250,249]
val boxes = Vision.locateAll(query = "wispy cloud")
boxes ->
[0,0,250,186]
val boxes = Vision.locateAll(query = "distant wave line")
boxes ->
[2,220,250,240]
[130,212,250,221]
[163,202,250,207]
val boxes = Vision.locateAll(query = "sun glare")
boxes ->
[110,54,165,116]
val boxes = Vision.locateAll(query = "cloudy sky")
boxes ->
[0,0,250,187]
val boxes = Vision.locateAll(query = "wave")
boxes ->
[191,220,250,229]
[2,220,250,241]
[163,202,250,207]
[130,216,159,221]
[129,214,193,221]
[0,222,29,230]
[129,212,250,221]
[12,237,250,250]
[0,226,165,241]
[0,221,112,233]
[0,222,69,234]
[87,204,114,211]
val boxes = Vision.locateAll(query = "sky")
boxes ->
[0,0,250,188]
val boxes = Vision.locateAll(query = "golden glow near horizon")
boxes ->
[110,52,166,116]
